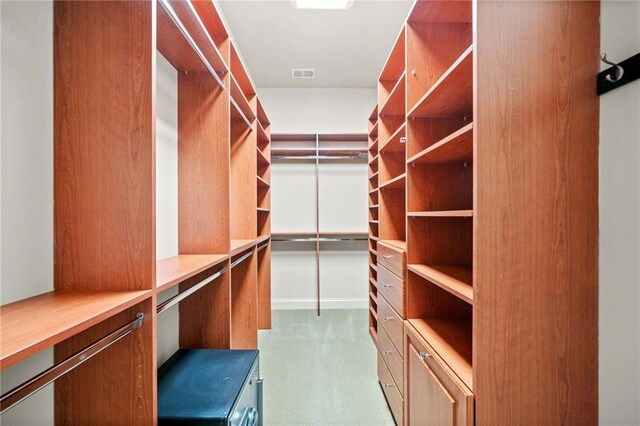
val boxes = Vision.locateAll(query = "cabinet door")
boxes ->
[408,345,456,425]
[405,324,474,426]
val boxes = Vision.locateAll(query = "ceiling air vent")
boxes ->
[291,68,316,79]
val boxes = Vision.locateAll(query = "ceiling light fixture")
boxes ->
[291,0,353,10]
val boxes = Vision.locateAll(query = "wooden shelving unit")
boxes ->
[368,104,380,346]
[370,1,599,425]
[0,1,273,422]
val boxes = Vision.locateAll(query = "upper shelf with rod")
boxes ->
[271,133,368,161]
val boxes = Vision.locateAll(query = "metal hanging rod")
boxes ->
[0,313,145,414]
[157,267,226,315]
[273,155,368,161]
[273,237,368,242]
[158,0,225,90]
[230,98,252,129]
[231,250,253,269]
[257,242,269,252]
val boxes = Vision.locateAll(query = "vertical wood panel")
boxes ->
[474,1,599,423]
[230,121,257,239]
[178,72,230,255]
[54,299,156,424]
[54,0,155,292]
[231,251,258,349]
[257,243,272,329]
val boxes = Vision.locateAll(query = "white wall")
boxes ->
[258,88,376,134]
[0,1,54,424]
[261,88,375,310]
[599,2,640,425]
[155,53,180,367]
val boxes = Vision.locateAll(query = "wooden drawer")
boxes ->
[378,294,404,358]
[378,242,406,279]
[378,264,405,318]
[404,323,474,426]
[379,323,404,393]
[377,351,404,426]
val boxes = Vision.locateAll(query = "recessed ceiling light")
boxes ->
[291,0,353,10]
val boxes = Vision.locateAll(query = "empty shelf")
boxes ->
[156,254,229,292]
[379,173,406,190]
[230,239,257,256]
[408,264,473,304]
[408,123,473,165]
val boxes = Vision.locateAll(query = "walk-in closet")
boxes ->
[1,0,639,425]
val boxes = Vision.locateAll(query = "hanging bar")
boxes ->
[157,267,226,315]
[158,0,225,90]
[272,155,368,161]
[231,250,253,269]
[0,313,145,414]
[257,242,269,252]
[272,237,368,242]
[230,97,252,129]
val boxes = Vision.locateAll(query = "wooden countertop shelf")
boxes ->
[408,210,473,218]
[407,318,473,389]
[408,123,473,165]
[156,254,229,293]
[379,173,406,190]
[1,289,151,370]
[379,239,407,251]
[257,147,270,165]
[230,74,256,123]
[230,239,257,256]
[379,72,406,118]
[380,122,406,153]
[408,264,473,304]
[408,46,473,118]
[257,175,270,188]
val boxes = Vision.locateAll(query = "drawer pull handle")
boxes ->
[383,350,393,355]
[383,383,393,388]
[382,254,392,259]
[383,316,393,321]
[383,283,392,288]
[419,351,432,360]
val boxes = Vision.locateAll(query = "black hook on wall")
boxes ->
[598,52,640,95]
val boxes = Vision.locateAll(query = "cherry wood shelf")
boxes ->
[0,290,151,369]
[408,123,473,165]
[379,72,406,117]
[257,147,270,165]
[256,235,271,245]
[230,98,252,128]
[369,188,379,195]
[257,99,270,128]
[369,154,379,166]
[407,318,472,389]
[370,263,378,272]
[408,210,473,218]
[408,46,473,118]
[369,326,379,344]
[370,291,378,305]
[370,236,380,242]
[369,104,379,124]
[379,27,405,82]
[230,74,256,123]
[257,120,270,146]
[379,239,407,251]
[369,171,379,181]
[257,175,270,188]
[230,239,257,256]
[379,173,406,190]
[380,122,406,153]
[370,277,378,289]
[368,122,379,139]
[370,248,378,256]
[370,138,379,151]
[408,264,473,304]
[408,0,472,24]
[156,254,229,293]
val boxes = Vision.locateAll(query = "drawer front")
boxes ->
[405,323,474,426]
[378,243,406,278]
[379,324,404,393]
[378,264,405,318]
[378,295,404,358]
[377,351,404,426]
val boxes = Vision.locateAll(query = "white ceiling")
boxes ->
[217,0,413,89]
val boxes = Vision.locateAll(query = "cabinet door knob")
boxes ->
[383,316,393,321]
[382,254,392,259]
[420,351,432,360]
[383,383,393,388]
[383,350,393,355]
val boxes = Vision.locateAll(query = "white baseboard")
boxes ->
[272,298,368,310]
